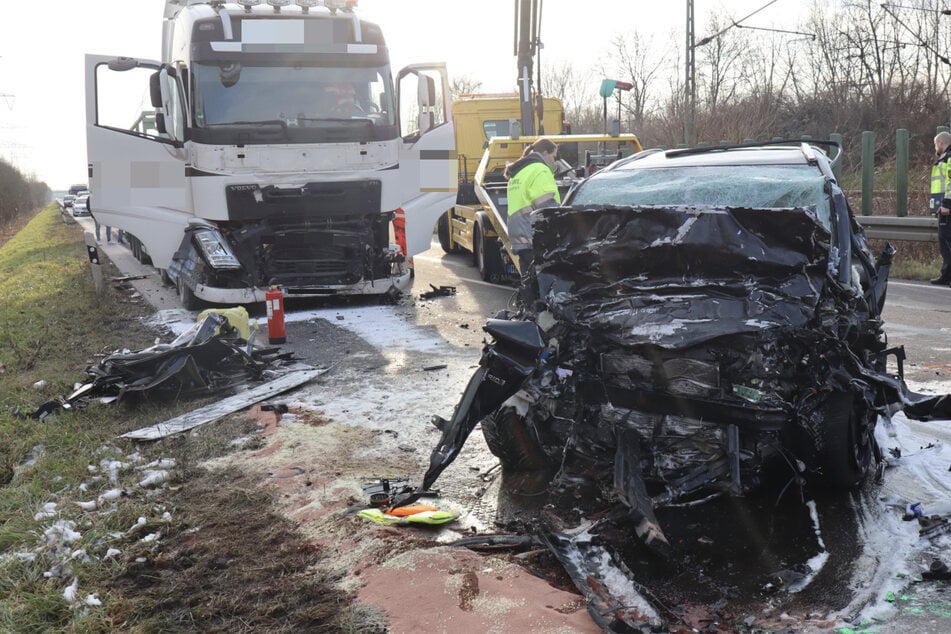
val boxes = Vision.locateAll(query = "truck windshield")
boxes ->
[190,62,397,144]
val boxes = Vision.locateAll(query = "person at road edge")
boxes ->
[930,130,951,285]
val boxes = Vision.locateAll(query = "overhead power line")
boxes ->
[696,0,782,46]
[880,3,951,65]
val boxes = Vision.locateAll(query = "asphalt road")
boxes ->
[71,217,951,631]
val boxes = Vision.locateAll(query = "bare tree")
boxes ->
[599,31,671,130]
[450,74,483,99]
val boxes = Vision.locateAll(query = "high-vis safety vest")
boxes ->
[930,150,951,215]
[506,154,561,250]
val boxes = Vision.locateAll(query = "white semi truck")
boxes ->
[85,0,456,308]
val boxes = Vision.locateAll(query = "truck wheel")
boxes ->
[134,236,152,265]
[480,232,505,284]
[481,406,555,471]
[177,275,202,311]
[474,224,486,274]
[437,212,458,254]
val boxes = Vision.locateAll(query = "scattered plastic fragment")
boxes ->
[419,284,456,300]
[918,514,950,539]
[921,559,951,581]
[903,502,924,520]
[361,476,412,507]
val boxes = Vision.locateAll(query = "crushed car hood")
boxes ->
[533,204,837,349]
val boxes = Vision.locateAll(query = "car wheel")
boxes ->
[177,275,202,311]
[800,390,874,489]
[481,406,555,471]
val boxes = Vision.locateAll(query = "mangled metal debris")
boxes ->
[23,311,315,422]
[120,368,322,440]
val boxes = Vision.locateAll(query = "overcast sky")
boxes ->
[0,0,809,190]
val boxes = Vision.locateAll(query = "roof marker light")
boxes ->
[267,0,290,11]
[236,0,261,12]
[296,0,318,12]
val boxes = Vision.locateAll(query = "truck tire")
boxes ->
[130,235,152,265]
[478,229,505,284]
[473,224,485,271]
[177,275,202,311]
[437,212,458,254]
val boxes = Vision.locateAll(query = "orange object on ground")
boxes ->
[385,504,438,517]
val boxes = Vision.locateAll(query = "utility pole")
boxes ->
[685,0,696,146]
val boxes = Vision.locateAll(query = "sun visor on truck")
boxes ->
[192,15,388,63]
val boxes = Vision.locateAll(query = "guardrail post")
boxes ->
[896,128,909,217]
[862,130,875,216]
[830,132,843,181]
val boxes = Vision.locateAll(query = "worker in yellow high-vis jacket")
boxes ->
[930,131,951,285]
[504,138,560,273]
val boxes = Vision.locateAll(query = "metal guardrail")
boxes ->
[855,216,937,242]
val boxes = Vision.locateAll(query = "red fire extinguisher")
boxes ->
[265,287,286,344]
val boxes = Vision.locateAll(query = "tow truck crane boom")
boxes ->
[514,0,541,135]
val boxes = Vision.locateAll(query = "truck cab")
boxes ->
[85,0,456,308]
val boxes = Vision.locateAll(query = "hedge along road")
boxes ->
[71,214,951,631]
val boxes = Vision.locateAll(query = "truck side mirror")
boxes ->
[155,112,168,135]
[149,72,162,108]
[417,75,435,133]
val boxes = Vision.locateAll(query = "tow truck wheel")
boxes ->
[474,224,486,275]
[176,275,202,311]
[437,212,458,254]
[480,232,505,284]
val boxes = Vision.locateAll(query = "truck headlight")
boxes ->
[194,229,242,270]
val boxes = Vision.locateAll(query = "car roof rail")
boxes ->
[664,138,843,172]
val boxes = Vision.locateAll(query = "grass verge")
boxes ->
[0,206,351,632]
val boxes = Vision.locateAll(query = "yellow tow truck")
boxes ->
[436,94,567,282]
[437,113,642,282]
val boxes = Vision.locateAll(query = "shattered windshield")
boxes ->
[190,62,397,144]
[571,164,832,230]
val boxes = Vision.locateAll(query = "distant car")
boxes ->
[72,194,90,217]
[63,194,76,210]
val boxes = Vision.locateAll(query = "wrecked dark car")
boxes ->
[401,141,909,549]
